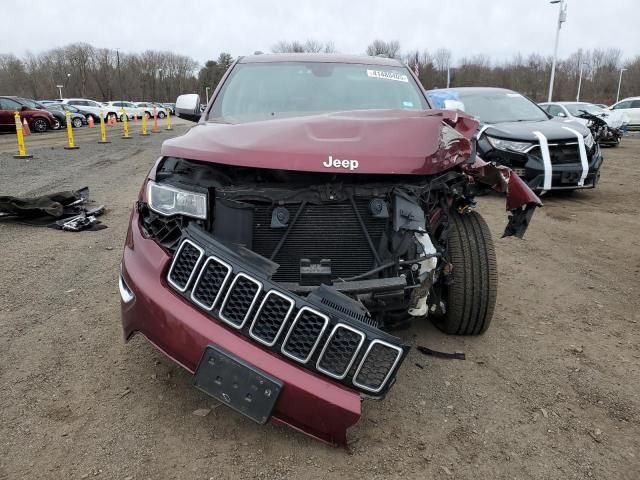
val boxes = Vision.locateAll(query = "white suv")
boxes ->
[58,98,117,121]
[103,101,144,121]
[134,102,167,119]
[609,97,640,128]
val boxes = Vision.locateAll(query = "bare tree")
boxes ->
[365,40,401,59]
[271,39,336,54]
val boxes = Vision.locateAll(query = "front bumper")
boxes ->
[121,210,400,445]
[488,144,603,192]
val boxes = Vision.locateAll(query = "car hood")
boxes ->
[483,118,590,142]
[161,109,478,175]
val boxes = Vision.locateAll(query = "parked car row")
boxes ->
[0,96,174,133]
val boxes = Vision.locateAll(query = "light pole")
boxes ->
[547,0,567,102]
[56,85,64,98]
[446,66,451,88]
[576,62,587,102]
[205,86,210,103]
[616,68,627,103]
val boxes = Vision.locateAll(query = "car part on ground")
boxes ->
[427,87,604,193]
[123,54,542,445]
[0,187,106,232]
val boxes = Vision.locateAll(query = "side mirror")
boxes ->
[175,94,202,122]
[21,106,29,111]
[556,112,566,117]
[443,99,466,112]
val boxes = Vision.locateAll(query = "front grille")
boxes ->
[530,142,581,165]
[252,199,387,283]
[166,235,407,396]
[167,240,204,291]
[353,340,403,393]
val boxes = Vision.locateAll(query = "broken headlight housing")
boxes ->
[584,132,595,149]
[486,136,533,154]
[147,180,207,219]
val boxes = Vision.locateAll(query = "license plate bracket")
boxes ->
[194,345,282,424]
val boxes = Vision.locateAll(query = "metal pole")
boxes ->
[576,62,584,102]
[205,87,210,103]
[446,66,450,88]
[547,0,567,102]
[616,68,626,103]
[116,48,122,102]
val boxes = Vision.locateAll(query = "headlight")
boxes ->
[147,180,207,219]
[486,136,534,153]
[583,132,595,149]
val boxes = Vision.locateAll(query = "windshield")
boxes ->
[17,98,40,109]
[564,103,604,116]
[455,91,549,124]
[209,62,427,123]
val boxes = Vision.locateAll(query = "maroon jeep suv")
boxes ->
[120,54,541,445]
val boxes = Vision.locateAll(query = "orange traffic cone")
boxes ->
[22,118,31,136]
[88,116,95,128]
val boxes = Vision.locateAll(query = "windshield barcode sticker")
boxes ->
[367,70,409,83]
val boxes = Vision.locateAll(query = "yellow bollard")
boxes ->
[121,109,131,139]
[64,111,79,150]
[98,110,110,144]
[151,106,160,133]
[165,108,173,131]
[13,112,32,159]
[140,110,150,136]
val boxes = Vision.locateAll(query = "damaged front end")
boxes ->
[123,109,541,446]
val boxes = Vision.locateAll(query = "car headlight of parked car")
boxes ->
[486,136,534,153]
[583,132,595,149]
[147,180,208,219]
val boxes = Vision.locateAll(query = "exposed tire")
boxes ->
[119,113,126,122]
[52,120,61,130]
[72,117,83,128]
[31,118,48,133]
[144,111,150,119]
[158,111,166,119]
[435,210,497,335]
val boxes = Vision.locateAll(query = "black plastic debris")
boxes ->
[0,187,107,232]
[416,346,466,360]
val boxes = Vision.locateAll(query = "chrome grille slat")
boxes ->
[281,307,329,363]
[353,340,403,393]
[316,323,365,379]
[218,273,262,329]
[167,239,204,292]
[249,290,295,347]
[190,255,233,311]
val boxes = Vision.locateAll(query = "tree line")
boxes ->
[1,40,638,105]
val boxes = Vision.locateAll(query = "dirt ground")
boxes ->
[0,121,638,480]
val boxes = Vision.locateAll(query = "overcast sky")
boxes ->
[6,0,639,65]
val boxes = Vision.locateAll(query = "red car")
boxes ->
[120,54,541,445]
[0,96,57,133]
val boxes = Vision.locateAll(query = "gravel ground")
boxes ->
[0,125,639,480]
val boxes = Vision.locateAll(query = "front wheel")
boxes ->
[434,210,497,335]
[158,111,166,119]
[72,117,83,128]
[31,118,49,133]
